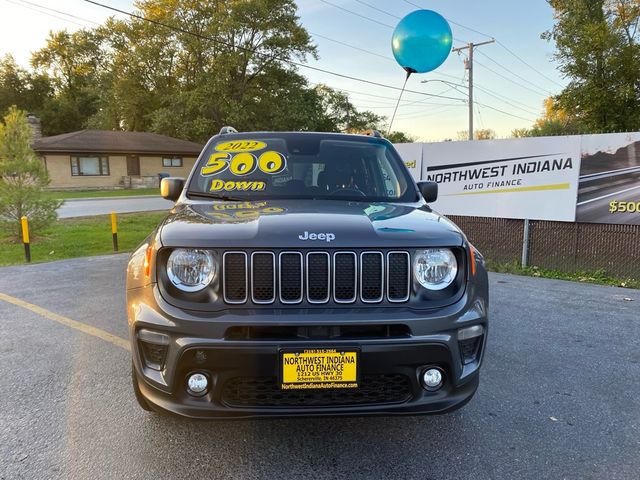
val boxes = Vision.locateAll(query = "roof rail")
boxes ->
[359,129,383,138]
[219,126,238,135]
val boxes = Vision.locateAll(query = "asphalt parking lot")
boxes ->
[1,255,639,479]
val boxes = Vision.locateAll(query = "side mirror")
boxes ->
[160,177,185,202]
[417,181,438,203]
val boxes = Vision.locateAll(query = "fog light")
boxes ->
[186,373,209,396]
[422,368,443,391]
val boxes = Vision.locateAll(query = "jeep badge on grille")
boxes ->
[298,231,336,242]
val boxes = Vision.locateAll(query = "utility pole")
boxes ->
[452,39,495,141]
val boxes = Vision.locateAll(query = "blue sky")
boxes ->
[0,0,564,140]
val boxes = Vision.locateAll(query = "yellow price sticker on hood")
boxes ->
[215,140,267,152]
[210,179,266,192]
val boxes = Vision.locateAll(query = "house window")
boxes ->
[162,157,183,167]
[71,156,109,176]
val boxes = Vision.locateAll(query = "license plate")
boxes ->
[280,348,358,390]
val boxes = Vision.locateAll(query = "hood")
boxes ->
[159,199,464,249]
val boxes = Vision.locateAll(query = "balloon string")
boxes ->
[386,70,412,136]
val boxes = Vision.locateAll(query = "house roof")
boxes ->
[33,129,203,156]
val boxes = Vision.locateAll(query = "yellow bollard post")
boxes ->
[21,216,31,263]
[111,211,118,252]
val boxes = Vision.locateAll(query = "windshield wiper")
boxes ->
[186,192,246,202]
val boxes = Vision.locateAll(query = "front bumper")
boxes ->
[128,283,488,419]
[134,341,481,418]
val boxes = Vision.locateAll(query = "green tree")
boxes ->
[0,107,61,239]
[386,131,416,143]
[31,29,106,135]
[314,84,385,132]
[456,129,496,140]
[93,0,323,141]
[544,0,640,132]
[511,97,583,137]
[0,55,52,121]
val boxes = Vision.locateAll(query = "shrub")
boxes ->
[0,106,61,239]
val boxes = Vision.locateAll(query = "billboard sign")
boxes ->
[576,133,640,225]
[421,136,582,222]
[394,142,423,181]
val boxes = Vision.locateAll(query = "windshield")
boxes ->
[187,133,418,202]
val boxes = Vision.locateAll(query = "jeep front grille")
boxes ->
[222,250,411,305]
[360,252,384,302]
[251,252,275,304]
[278,252,303,303]
[222,252,248,303]
[333,252,357,303]
[307,252,330,303]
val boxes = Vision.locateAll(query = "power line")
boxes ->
[402,84,465,107]
[353,0,401,20]
[476,50,554,96]
[420,78,539,114]
[358,102,464,110]
[473,101,535,123]
[18,0,100,25]
[394,104,464,121]
[351,81,468,111]
[473,85,540,116]
[402,0,494,39]
[82,0,471,103]
[473,84,541,112]
[318,0,393,28]
[496,40,564,89]
[309,84,413,102]
[307,82,450,104]
[476,104,485,129]
[319,0,467,43]
[473,57,550,97]
[3,0,94,28]
[323,78,535,123]
[310,29,466,80]
[309,31,392,61]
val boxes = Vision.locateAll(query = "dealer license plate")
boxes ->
[281,348,358,390]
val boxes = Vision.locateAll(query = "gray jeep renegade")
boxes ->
[126,128,489,418]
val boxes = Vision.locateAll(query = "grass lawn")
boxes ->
[487,260,640,290]
[44,188,160,200]
[0,212,167,266]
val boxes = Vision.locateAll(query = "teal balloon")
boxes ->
[392,10,453,74]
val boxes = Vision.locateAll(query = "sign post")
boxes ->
[111,211,118,252]
[21,216,31,263]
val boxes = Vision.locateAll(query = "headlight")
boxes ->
[167,249,216,292]
[414,248,458,290]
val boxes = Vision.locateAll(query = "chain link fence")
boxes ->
[448,215,640,280]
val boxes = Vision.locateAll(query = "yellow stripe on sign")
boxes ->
[0,292,129,351]
[443,182,571,196]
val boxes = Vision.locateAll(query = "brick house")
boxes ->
[33,129,203,189]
